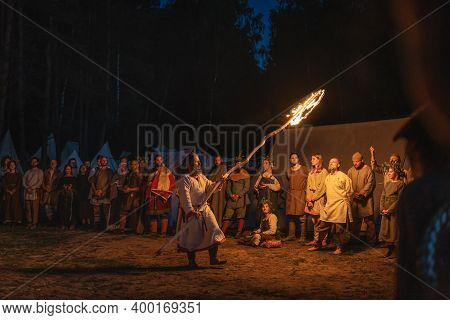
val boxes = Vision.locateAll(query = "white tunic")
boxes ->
[177,174,225,252]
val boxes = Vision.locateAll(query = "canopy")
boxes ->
[32,133,57,161]
[0,130,23,173]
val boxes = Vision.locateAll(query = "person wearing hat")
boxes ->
[347,151,376,245]
[221,155,250,238]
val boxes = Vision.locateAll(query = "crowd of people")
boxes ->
[0,145,410,258]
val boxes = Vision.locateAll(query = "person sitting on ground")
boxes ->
[242,200,278,247]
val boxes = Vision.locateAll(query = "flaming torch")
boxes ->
[155,89,325,256]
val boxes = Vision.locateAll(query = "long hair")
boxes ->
[63,164,73,176]
[311,154,324,173]
[7,159,17,172]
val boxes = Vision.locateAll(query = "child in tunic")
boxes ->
[379,166,405,258]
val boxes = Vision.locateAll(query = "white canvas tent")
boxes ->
[0,130,23,173]
[32,133,57,161]
[91,142,118,171]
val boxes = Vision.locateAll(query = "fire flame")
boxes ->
[288,89,325,126]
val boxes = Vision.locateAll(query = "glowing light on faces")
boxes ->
[287,89,325,127]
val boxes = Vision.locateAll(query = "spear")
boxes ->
[154,89,325,256]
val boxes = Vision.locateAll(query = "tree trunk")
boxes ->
[100,0,112,145]
[0,0,14,135]
[17,0,26,157]
[42,17,53,167]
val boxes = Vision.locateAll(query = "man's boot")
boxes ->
[187,252,198,268]
[235,219,245,239]
[149,219,158,236]
[298,216,307,244]
[160,218,168,237]
[366,220,376,245]
[388,245,398,259]
[209,245,227,265]
[282,221,296,241]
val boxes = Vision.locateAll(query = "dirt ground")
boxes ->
[0,225,396,299]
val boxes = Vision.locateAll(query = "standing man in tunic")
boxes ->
[89,155,115,230]
[308,158,353,255]
[23,157,44,230]
[207,155,227,227]
[283,153,308,243]
[177,152,226,268]
[347,152,376,245]
[221,157,250,238]
[119,159,143,233]
[145,154,176,237]
[41,159,60,224]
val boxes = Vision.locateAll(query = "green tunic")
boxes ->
[225,170,250,210]
[347,164,375,218]
[378,179,405,243]
[208,164,227,226]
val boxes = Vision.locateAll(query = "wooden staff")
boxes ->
[155,89,325,256]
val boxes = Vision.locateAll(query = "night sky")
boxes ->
[248,0,278,66]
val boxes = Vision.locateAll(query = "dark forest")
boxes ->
[0,0,414,159]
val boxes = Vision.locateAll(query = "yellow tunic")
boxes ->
[305,169,328,215]
[321,171,354,224]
